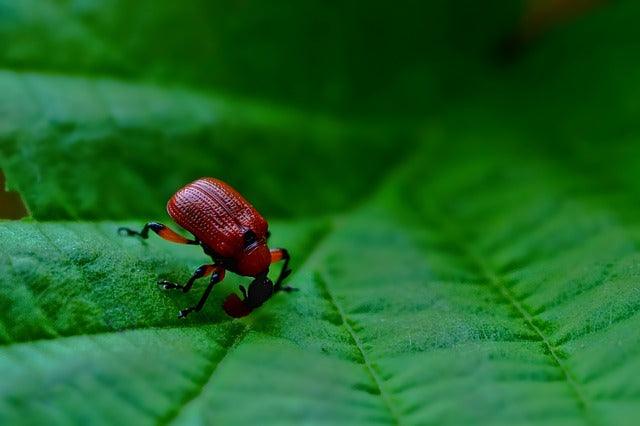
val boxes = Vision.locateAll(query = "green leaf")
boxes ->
[2,0,640,425]
[2,139,640,423]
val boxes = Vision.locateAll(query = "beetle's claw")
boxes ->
[158,279,182,291]
[118,227,134,236]
[178,308,192,319]
[282,285,298,293]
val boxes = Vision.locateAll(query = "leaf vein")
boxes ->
[3,252,59,339]
[316,273,402,425]
[159,325,250,425]
[434,215,599,424]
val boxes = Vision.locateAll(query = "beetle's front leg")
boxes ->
[159,264,217,293]
[178,268,226,318]
[118,222,198,245]
[270,248,294,292]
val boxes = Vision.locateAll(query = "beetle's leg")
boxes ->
[159,264,217,293]
[118,222,198,245]
[270,248,295,292]
[178,268,226,318]
[239,284,248,299]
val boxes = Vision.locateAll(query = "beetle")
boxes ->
[118,177,293,318]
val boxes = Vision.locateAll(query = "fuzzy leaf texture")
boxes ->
[1,1,640,425]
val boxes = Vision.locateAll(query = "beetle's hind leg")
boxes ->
[178,267,226,318]
[159,264,217,293]
[270,248,295,292]
[118,222,198,245]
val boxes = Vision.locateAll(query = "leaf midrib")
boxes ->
[424,206,599,425]
[317,273,402,425]
[157,325,250,425]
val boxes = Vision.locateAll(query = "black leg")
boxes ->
[118,222,198,245]
[179,269,226,318]
[271,248,294,292]
[159,264,217,293]
[239,285,248,299]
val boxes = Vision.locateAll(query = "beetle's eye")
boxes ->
[243,230,258,246]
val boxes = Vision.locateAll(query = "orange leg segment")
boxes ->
[118,222,198,245]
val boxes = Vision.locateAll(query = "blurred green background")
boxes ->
[3,0,632,222]
[1,1,640,425]
[2,0,639,222]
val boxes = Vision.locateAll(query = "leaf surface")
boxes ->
[1,1,640,425]
[0,70,414,220]
[2,139,640,424]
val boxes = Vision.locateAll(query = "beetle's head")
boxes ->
[222,275,274,318]
[235,230,271,277]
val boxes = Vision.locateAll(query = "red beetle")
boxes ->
[119,178,292,318]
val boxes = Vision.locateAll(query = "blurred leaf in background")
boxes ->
[1,0,640,425]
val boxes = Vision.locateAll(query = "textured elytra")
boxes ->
[167,178,268,258]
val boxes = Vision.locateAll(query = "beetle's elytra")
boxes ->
[119,177,293,318]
